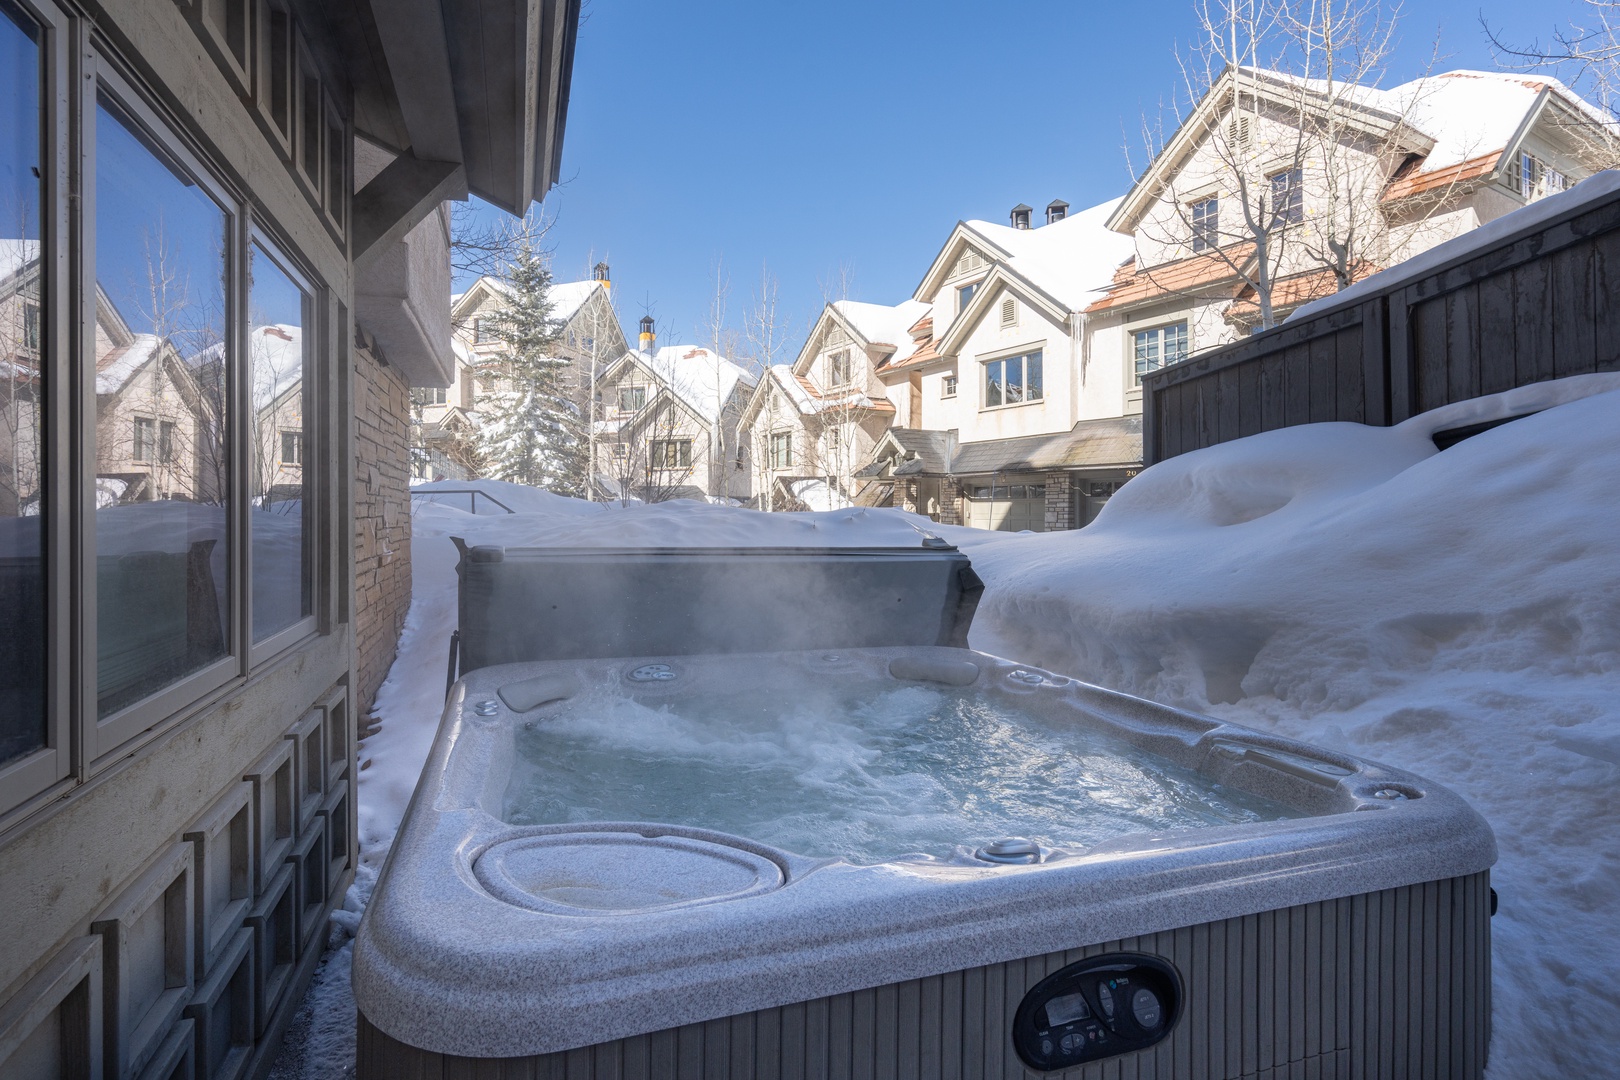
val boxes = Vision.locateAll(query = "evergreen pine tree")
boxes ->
[473,243,588,494]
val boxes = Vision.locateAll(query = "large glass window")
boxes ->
[983,350,1043,408]
[248,243,310,642]
[1133,322,1188,384]
[94,95,231,718]
[0,0,44,767]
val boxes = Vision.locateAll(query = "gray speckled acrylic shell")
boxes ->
[352,647,1496,1058]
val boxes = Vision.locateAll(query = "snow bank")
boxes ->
[959,376,1620,1078]
[301,378,1619,1078]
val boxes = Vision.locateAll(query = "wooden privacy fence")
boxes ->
[1140,176,1620,464]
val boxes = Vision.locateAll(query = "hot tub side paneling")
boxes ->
[357,870,1491,1079]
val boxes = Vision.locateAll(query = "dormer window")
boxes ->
[829,350,851,385]
[1519,153,1567,201]
[618,386,646,413]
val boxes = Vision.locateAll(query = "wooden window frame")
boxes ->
[1,23,332,821]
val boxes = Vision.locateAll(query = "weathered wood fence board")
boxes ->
[1142,178,1620,463]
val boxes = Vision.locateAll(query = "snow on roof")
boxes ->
[962,197,1137,309]
[632,345,755,422]
[95,334,163,395]
[1387,71,1552,174]
[832,299,931,362]
[457,275,606,327]
[547,279,606,324]
[1240,67,1609,177]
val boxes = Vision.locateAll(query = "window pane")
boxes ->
[248,244,310,641]
[984,359,1002,407]
[94,97,231,717]
[0,0,44,765]
[1026,351,1043,401]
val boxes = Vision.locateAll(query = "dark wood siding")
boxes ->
[1143,180,1620,463]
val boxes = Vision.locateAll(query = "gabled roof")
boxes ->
[95,335,165,395]
[741,363,895,428]
[872,428,954,476]
[791,299,931,374]
[601,345,754,423]
[1109,66,1615,233]
[451,274,607,326]
[914,198,1135,313]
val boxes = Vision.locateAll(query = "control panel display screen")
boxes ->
[1043,992,1089,1027]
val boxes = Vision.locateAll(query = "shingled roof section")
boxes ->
[949,415,1142,475]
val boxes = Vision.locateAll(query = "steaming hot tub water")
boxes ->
[503,682,1297,865]
[355,646,1496,1078]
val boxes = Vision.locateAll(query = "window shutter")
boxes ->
[1227,115,1251,153]
[1000,297,1016,328]
[953,248,985,278]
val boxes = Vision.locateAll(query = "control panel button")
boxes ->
[1097,981,1115,1019]
[1132,987,1163,1029]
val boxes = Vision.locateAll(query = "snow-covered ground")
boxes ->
[277,376,1620,1079]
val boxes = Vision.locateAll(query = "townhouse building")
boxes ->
[1085,68,1614,397]
[853,67,1613,533]
[739,299,922,511]
[592,319,755,503]
[416,264,626,481]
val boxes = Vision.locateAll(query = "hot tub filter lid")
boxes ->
[473,829,786,915]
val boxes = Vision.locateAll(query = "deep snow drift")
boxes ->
[283,375,1619,1079]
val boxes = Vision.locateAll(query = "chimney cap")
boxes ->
[1010,204,1033,229]
[1011,203,1034,213]
[1046,199,1069,211]
[593,261,610,280]
[639,315,655,332]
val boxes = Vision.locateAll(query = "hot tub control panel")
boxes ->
[1012,953,1181,1072]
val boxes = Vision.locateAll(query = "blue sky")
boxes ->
[478,1,1580,358]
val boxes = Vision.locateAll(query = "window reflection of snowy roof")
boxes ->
[0,239,39,289]
[95,334,164,394]
[249,325,304,407]
[193,324,304,407]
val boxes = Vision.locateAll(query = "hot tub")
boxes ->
[353,646,1495,1079]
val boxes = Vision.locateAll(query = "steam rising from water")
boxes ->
[503,683,1295,863]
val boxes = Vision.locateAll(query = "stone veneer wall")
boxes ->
[1043,471,1074,531]
[353,324,413,714]
[937,480,963,526]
